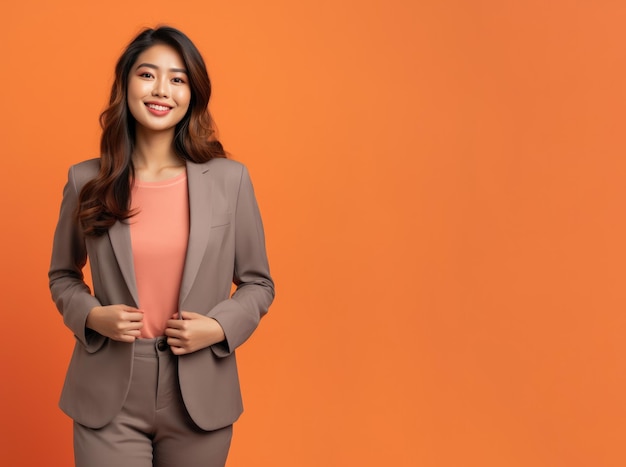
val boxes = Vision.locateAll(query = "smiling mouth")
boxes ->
[145,103,172,111]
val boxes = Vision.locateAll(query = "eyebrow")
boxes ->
[135,63,188,74]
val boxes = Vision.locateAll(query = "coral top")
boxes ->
[130,171,189,338]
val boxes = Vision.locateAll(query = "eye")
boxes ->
[172,77,186,84]
[139,72,154,79]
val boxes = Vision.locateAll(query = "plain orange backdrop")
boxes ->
[2,0,626,466]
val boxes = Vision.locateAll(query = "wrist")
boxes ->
[85,306,101,330]
[209,318,226,343]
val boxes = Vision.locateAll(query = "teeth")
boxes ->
[147,103,170,111]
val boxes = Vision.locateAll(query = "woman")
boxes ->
[49,26,274,467]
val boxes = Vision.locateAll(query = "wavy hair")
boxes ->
[77,26,226,236]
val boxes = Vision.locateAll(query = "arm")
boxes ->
[48,165,105,352]
[208,165,275,356]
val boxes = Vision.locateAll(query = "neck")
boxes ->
[132,126,185,181]
[132,126,181,169]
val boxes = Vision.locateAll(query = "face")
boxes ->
[127,44,191,134]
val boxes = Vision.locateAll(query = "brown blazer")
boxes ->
[49,157,274,430]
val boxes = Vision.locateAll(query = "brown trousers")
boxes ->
[73,338,232,467]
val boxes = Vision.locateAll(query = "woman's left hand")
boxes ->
[165,311,226,355]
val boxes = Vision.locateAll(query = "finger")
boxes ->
[125,312,145,321]
[164,328,188,340]
[164,327,178,337]
[165,319,185,330]
[169,346,186,356]
[167,337,186,348]
[124,321,144,331]
[179,311,200,320]
[113,334,136,343]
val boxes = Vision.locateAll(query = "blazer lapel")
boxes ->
[108,220,140,307]
[179,160,214,306]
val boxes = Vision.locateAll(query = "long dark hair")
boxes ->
[77,26,226,236]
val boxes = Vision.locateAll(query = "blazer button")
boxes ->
[157,339,169,352]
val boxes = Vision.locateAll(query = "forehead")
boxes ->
[133,44,186,69]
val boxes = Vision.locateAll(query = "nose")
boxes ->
[152,78,169,98]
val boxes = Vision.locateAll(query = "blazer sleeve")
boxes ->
[48,165,105,353]
[207,165,275,357]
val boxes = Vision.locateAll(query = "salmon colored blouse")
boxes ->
[130,171,189,338]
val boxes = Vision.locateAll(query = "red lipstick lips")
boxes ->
[145,102,173,116]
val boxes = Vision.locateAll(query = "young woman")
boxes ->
[49,26,274,467]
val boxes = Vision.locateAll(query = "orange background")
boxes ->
[2,1,626,466]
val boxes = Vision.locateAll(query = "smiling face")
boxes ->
[127,44,191,135]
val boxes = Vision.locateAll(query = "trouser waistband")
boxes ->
[133,337,171,357]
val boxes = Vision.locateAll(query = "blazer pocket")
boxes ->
[211,211,232,228]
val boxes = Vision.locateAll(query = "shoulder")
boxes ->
[61,158,100,193]
[207,157,245,175]
[70,158,100,174]
[67,158,100,192]
[188,157,249,182]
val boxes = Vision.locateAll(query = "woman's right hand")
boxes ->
[85,305,144,342]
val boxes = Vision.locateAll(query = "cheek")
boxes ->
[127,90,143,120]
[128,80,149,100]
[175,89,191,110]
